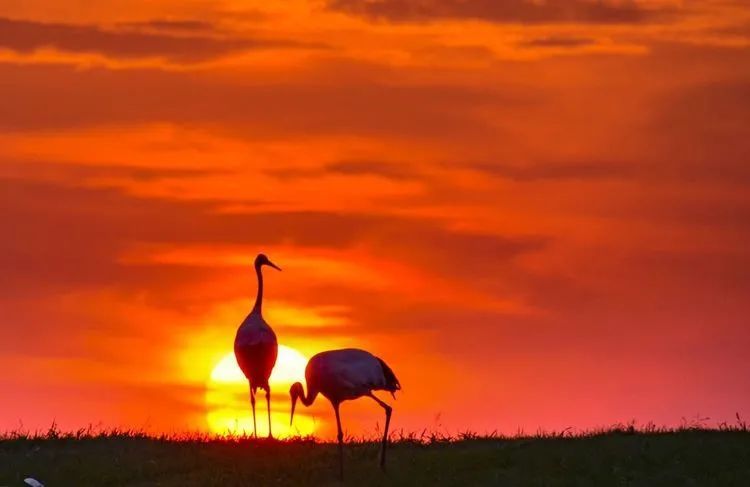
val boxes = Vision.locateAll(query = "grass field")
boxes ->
[2,427,750,486]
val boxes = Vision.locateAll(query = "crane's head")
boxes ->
[289,382,304,426]
[255,253,282,271]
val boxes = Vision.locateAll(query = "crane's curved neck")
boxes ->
[293,382,317,407]
[299,384,315,407]
[290,381,318,427]
[252,263,264,315]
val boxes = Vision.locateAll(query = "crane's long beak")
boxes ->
[290,397,297,426]
[268,260,282,271]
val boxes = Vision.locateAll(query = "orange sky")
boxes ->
[1,0,749,438]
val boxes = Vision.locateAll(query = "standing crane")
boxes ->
[234,253,281,438]
[289,348,401,479]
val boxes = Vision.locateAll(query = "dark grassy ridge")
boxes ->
[2,428,750,486]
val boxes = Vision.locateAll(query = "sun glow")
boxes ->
[205,344,316,437]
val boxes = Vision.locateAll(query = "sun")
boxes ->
[210,344,309,385]
[205,344,316,437]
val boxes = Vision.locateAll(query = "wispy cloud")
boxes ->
[268,160,422,181]
[116,19,217,33]
[518,36,596,48]
[0,17,321,62]
[0,61,507,137]
[327,0,676,24]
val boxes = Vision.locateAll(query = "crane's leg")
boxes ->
[367,393,392,471]
[265,386,273,439]
[249,383,257,438]
[334,402,344,481]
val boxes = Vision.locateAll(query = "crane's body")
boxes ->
[234,253,281,438]
[234,312,278,394]
[301,349,399,403]
[290,348,401,479]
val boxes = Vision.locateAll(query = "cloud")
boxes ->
[0,174,546,299]
[327,0,674,24]
[518,36,596,48]
[634,74,750,185]
[466,160,635,180]
[268,160,421,181]
[0,160,225,182]
[326,160,421,179]
[116,19,217,33]
[0,172,549,387]
[268,158,635,184]
[0,17,318,62]
[0,61,512,138]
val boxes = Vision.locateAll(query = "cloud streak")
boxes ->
[267,160,422,181]
[327,0,675,24]
[518,36,596,48]
[0,17,320,62]
[0,62,510,138]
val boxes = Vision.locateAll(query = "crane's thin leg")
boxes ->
[334,402,344,481]
[266,386,273,439]
[249,384,257,438]
[367,393,392,471]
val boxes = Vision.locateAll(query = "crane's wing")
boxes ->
[312,349,399,397]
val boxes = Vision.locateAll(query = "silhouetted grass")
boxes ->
[2,420,750,486]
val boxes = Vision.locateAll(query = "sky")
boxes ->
[1,0,749,439]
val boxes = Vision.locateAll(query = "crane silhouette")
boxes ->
[234,253,281,438]
[290,348,401,479]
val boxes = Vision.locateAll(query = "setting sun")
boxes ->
[205,345,316,437]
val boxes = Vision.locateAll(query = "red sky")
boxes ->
[1,0,749,438]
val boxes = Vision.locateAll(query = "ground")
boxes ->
[2,429,750,486]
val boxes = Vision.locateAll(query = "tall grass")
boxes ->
[3,413,747,445]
